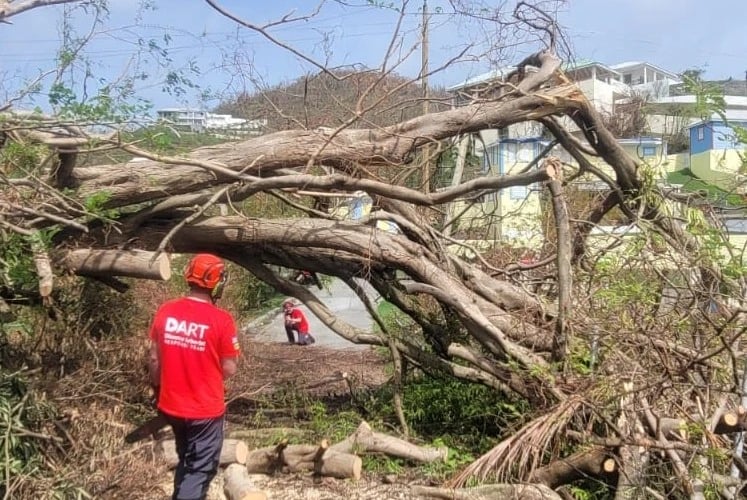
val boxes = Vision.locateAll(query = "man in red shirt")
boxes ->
[148,254,240,500]
[283,298,315,345]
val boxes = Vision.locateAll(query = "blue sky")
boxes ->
[1,0,745,114]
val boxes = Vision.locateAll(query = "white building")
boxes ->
[156,108,266,134]
[610,61,681,99]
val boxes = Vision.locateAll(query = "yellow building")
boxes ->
[688,120,747,193]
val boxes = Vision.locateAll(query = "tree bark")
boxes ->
[412,484,562,500]
[328,421,448,463]
[545,157,571,363]
[157,439,248,468]
[0,0,82,22]
[442,134,470,238]
[244,443,362,480]
[60,249,172,280]
[70,84,582,208]
[223,463,268,500]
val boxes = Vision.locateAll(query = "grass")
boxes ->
[667,168,744,206]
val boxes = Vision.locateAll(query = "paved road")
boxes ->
[248,278,377,350]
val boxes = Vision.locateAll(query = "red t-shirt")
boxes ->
[149,296,240,418]
[288,308,309,333]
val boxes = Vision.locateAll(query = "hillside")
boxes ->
[214,69,451,133]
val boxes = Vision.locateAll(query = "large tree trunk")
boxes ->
[70,85,583,208]
[528,447,617,488]
[244,442,362,480]
[329,421,447,463]
[61,249,172,280]
[157,439,248,468]
[412,484,562,500]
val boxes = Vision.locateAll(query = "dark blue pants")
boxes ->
[285,325,297,344]
[162,412,224,500]
[285,326,315,345]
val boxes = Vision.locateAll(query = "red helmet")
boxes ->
[184,254,225,289]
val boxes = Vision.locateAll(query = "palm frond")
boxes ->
[447,395,586,488]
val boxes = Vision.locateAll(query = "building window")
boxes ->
[642,146,656,157]
[697,126,704,141]
[623,74,632,84]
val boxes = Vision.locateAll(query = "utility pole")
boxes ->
[421,0,430,193]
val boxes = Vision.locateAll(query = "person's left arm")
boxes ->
[220,313,241,380]
[147,315,162,396]
[222,357,237,379]
[148,340,161,388]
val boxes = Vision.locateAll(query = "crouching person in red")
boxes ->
[148,254,240,500]
[283,298,316,345]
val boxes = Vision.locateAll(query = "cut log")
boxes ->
[413,484,562,500]
[713,408,747,434]
[245,443,361,480]
[61,249,171,280]
[329,420,447,463]
[528,447,617,488]
[310,448,361,480]
[158,439,248,468]
[223,463,268,500]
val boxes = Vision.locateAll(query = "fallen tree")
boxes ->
[328,421,448,463]
[244,440,362,480]
[3,1,747,498]
[237,420,443,480]
[412,484,562,500]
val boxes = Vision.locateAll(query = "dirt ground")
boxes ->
[151,340,422,500]
[230,339,389,399]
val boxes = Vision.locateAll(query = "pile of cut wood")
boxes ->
[155,421,448,500]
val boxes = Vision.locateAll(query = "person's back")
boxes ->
[147,253,240,500]
[151,296,237,418]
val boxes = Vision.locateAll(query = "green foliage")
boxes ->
[0,369,56,493]
[569,341,594,376]
[1,142,46,177]
[593,253,659,312]
[0,233,37,291]
[307,401,363,443]
[222,263,283,315]
[667,168,744,207]
[681,72,728,122]
[82,190,119,221]
[367,374,527,452]
[566,482,613,500]
[49,83,151,122]
[420,437,475,480]
[362,455,405,475]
